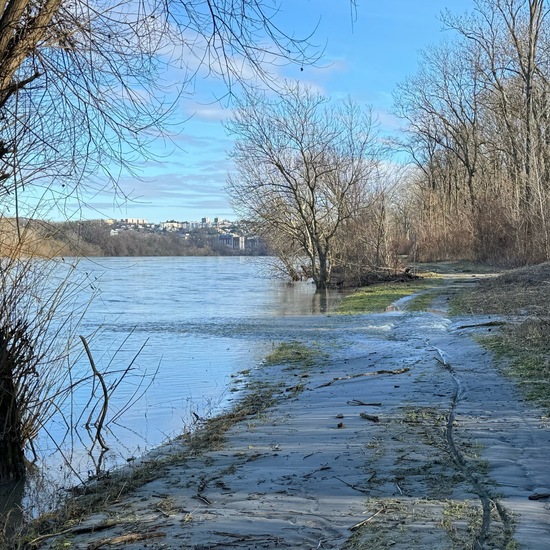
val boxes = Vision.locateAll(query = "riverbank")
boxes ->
[21,263,550,549]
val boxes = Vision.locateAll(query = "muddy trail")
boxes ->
[38,274,550,549]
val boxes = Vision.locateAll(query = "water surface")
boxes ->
[36,256,344,483]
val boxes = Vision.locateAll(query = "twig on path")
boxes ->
[193,493,213,506]
[348,400,382,406]
[304,464,331,479]
[349,508,385,531]
[334,476,370,494]
[209,533,283,547]
[87,532,166,550]
[317,368,410,388]
[360,412,380,423]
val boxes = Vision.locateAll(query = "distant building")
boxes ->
[245,236,260,250]
[219,234,233,247]
[121,218,147,225]
[219,234,248,251]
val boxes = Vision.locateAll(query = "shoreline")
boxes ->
[24,273,550,549]
[23,274,550,550]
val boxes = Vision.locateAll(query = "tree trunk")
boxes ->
[316,250,329,289]
[0,335,25,484]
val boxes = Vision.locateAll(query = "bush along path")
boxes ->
[29,269,550,549]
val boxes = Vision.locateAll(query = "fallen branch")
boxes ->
[317,368,410,388]
[348,400,382,406]
[15,515,119,547]
[28,528,73,548]
[528,493,550,500]
[360,412,380,423]
[456,321,506,330]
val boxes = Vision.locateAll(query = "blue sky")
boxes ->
[69,0,475,224]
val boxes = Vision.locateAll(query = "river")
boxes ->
[30,256,344,499]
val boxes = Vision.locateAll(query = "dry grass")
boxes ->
[451,262,550,410]
[184,380,280,453]
[451,262,550,316]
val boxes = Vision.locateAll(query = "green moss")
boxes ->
[337,278,442,314]
[407,290,441,311]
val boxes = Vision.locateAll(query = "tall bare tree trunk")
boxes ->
[317,249,329,289]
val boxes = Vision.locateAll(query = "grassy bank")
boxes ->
[337,275,442,314]
[450,262,550,410]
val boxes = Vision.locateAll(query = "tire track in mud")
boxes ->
[433,346,513,549]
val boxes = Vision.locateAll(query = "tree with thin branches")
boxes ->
[0,0,329,485]
[226,83,381,289]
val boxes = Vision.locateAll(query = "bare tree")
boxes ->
[0,0,336,486]
[0,0,325,220]
[395,42,485,211]
[226,83,381,289]
[395,0,550,264]
[443,0,550,260]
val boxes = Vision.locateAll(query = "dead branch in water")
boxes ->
[80,336,109,454]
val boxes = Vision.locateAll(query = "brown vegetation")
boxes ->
[394,0,550,267]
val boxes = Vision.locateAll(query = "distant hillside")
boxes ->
[0,218,73,258]
[0,219,264,257]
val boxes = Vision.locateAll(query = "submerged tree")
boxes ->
[226,83,381,289]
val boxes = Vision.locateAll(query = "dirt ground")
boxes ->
[34,268,550,549]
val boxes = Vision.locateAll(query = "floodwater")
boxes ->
[30,256,346,493]
[4,257,471,520]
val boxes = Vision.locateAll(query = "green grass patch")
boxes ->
[407,289,442,312]
[337,277,442,314]
[264,340,325,369]
[477,327,550,408]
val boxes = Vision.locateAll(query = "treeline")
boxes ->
[226,0,550,291]
[1,219,265,258]
[394,0,550,265]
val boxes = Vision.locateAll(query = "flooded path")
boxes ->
[38,273,550,549]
